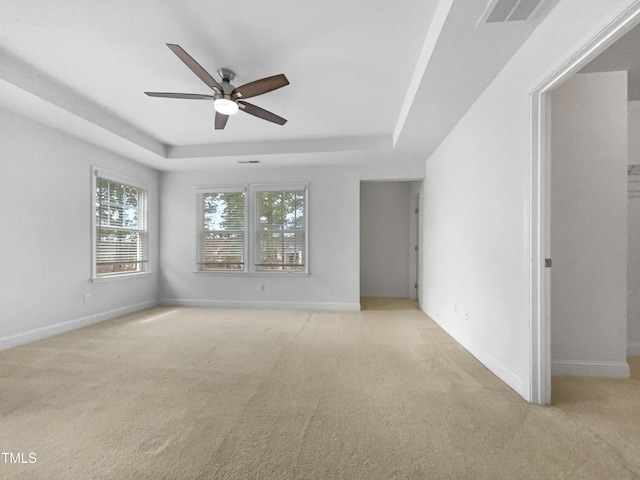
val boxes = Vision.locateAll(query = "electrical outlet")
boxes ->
[83,293,92,305]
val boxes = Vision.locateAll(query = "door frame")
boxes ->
[410,188,421,301]
[529,3,640,404]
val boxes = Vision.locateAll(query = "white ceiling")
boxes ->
[0,0,557,170]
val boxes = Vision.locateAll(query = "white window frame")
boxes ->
[195,185,248,273]
[91,166,149,280]
[194,183,309,275]
[252,183,308,274]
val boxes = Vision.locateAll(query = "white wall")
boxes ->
[159,164,363,310]
[420,0,637,400]
[360,181,412,298]
[0,107,160,350]
[550,72,629,376]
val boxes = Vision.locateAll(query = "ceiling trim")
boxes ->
[168,135,392,159]
[0,78,167,165]
[0,47,393,169]
[393,0,455,147]
[0,48,165,158]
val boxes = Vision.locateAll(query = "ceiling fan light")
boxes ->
[214,97,239,115]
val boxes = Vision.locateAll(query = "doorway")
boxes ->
[549,71,629,377]
[360,181,421,301]
[530,5,640,404]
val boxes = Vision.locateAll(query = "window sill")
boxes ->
[193,271,310,277]
[92,272,153,283]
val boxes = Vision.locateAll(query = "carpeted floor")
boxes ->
[552,357,640,478]
[0,300,638,479]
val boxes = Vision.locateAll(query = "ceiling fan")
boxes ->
[145,44,289,130]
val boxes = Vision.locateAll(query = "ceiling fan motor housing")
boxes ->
[217,68,236,91]
[213,68,238,114]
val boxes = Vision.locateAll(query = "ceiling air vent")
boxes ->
[481,0,543,23]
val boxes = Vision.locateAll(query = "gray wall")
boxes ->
[629,101,640,164]
[0,107,160,350]
[627,189,640,356]
[550,71,629,376]
[628,101,640,356]
[360,181,414,298]
[158,165,362,310]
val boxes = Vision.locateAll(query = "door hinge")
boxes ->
[545,258,552,268]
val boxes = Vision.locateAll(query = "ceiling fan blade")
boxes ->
[145,92,214,100]
[215,112,229,130]
[166,43,222,91]
[232,74,289,99]
[238,101,287,125]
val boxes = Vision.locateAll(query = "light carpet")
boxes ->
[0,300,638,479]
[552,356,640,478]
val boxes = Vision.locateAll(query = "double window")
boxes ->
[197,184,307,273]
[93,169,148,278]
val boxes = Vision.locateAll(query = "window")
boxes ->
[197,189,246,271]
[94,170,148,277]
[255,189,306,272]
[196,184,307,273]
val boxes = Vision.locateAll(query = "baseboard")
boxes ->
[360,291,410,299]
[160,298,361,311]
[422,310,527,400]
[628,342,640,356]
[551,360,630,377]
[0,300,157,352]
[455,335,527,399]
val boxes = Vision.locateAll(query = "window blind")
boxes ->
[95,176,148,275]
[255,190,305,272]
[198,191,246,270]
